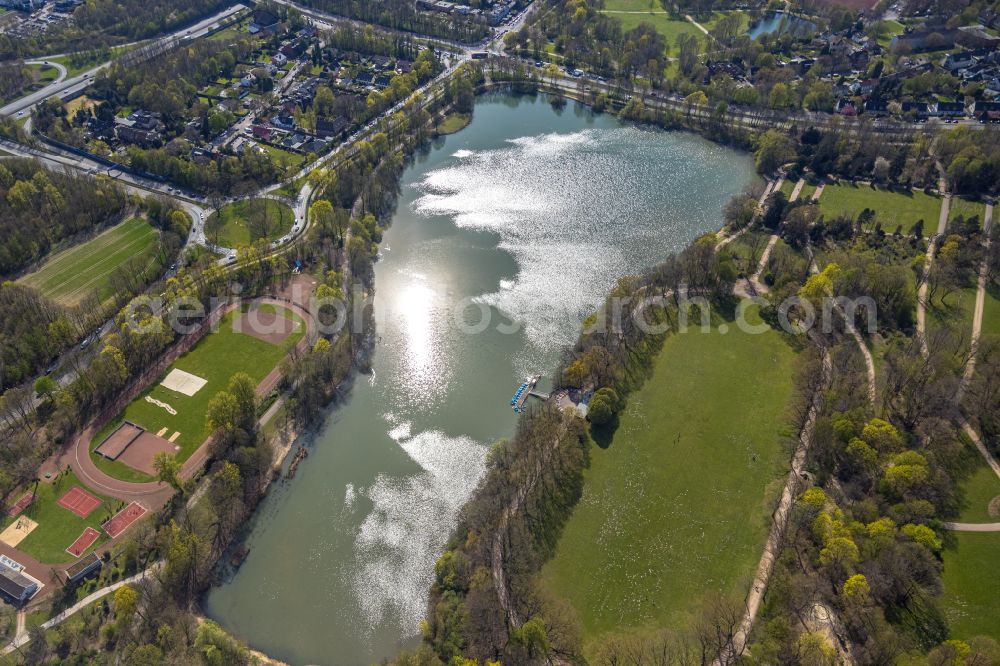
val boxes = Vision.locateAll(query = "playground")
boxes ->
[1,470,115,564]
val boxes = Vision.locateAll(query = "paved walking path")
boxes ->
[2,566,157,655]
[811,182,824,201]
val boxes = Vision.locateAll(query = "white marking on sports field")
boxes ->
[160,369,207,396]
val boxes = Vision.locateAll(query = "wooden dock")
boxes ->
[513,375,541,412]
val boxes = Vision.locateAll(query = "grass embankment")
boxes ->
[90,306,304,481]
[437,112,472,135]
[18,218,159,306]
[205,199,294,248]
[816,183,942,235]
[2,470,117,565]
[541,306,797,655]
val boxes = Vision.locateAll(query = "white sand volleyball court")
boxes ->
[160,369,208,396]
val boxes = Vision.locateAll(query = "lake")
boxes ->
[205,91,757,665]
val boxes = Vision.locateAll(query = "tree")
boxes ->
[153,452,182,493]
[755,130,795,175]
[113,584,138,620]
[33,376,57,402]
[587,387,620,425]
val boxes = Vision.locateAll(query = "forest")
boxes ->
[0,0,232,60]
[297,0,495,43]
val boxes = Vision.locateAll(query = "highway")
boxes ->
[0,4,249,118]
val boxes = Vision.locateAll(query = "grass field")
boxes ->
[941,532,1000,641]
[957,459,1000,522]
[927,286,977,350]
[779,178,795,197]
[18,218,159,306]
[600,0,706,54]
[949,197,987,227]
[205,199,294,249]
[541,306,796,653]
[91,306,304,479]
[982,286,1000,338]
[816,183,942,235]
[3,470,117,565]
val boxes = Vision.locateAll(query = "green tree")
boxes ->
[153,452,182,493]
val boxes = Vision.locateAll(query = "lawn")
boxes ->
[2,469,118,565]
[438,112,472,135]
[540,306,797,653]
[949,197,987,227]
[90,306,304,478]
[956,459,1000,522]
[816,183,942,235]
[600,0,706,54]
[941,532,1000,641]
[927,286,977,351]
[779,178,795,197]
[261,143,308,167]
[981,286,1000,338]
[876,19,905,48]
[205,199,294,248]
[18,218,160,306]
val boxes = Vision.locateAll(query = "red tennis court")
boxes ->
[66,527,100,558]
[102,502,147,539]
[7,492,34,517]
[57,486,101,518]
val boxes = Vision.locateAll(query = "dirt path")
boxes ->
[788,178,805,203]
[684,14,710,35]
[916,180,951,358]
[958,203,994,400]
[716,178,777,249]
[942,521,1000,532]
[750,234,779,295]
[719,346,833,664]
[808,251,876,406]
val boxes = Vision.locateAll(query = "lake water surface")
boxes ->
[205,92,757,665]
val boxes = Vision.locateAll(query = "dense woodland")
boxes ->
[0,0,232,60]
[297,0,495,43]
[0,160,189,394]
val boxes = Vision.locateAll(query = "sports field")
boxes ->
[205,199,294,248]
[91,306,305,480]
[816,183,942,235]
[1,470,114,565]
[941,532,1000,641]
[540,306,796,653]
[19,218,159,306]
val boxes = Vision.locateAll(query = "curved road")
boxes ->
[63,298,315,508]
